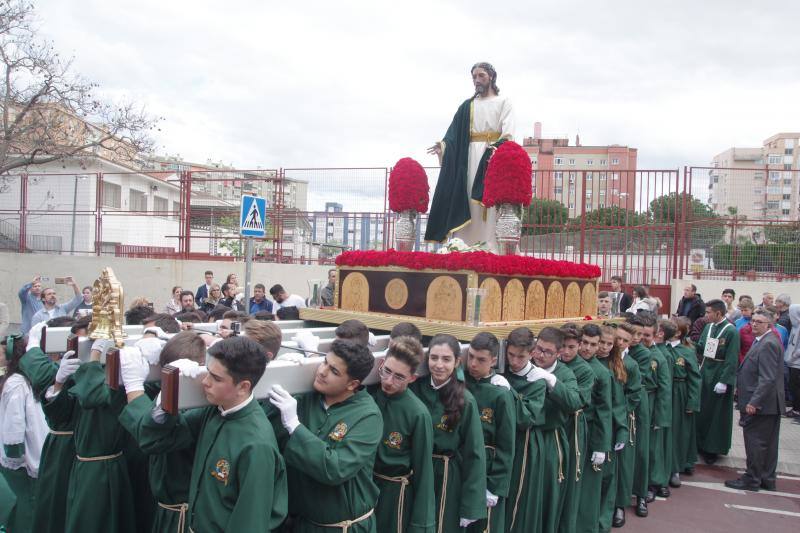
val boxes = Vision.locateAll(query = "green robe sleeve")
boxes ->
[588,369,613,453]
[18,347,57,399]
[136,404,207,455]
[41,382,76,427]
[514,379,546,430]
[69,361,115,409]
[624,360,642,413]
[719,328,740,386]
[408,409,436,533]
[611,380,629,445]
[225,442,287,532]
[458,394,488,520]
[695,324,710,357]
[487,389,516,498]
[681,347,702,412]
[283,409,383,485]
[549,371,582,413]
[652,352,673,428]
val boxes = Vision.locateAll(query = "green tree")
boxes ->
[567,205,646,228]
[764,222,800,244]
[649,192,725,248]
[522,198,569,235]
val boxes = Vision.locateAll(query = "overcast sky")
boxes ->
[33,0,800,208]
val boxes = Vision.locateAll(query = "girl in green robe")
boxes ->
[409,334,487,533]
[670,318,701,478]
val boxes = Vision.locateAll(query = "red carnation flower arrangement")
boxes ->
[336,250,601,280]
[482,141,532,207]
[388,157,429,213]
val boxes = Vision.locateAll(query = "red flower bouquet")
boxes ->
[389,157,429,213]
[336,250,601,280]
[482,141,532,207]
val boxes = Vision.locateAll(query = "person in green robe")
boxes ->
[464,333,516,533]
[595,326,631,533]
[669,317,701,484]
[624,316,653,518]
[118,331,208,533]
[653,320,677,496]
[424,62,514,249]
[527,327,582,533]
[368,336,436,533]
[130,336,288,532]
[502,328,546,533]
[16,323,81,533]
[575,324,613,533]
[0,468,15,531]
[695,299,740,463]
[640,316,672,502]
[409,334,487,533]
[610,323,642,529]
[270,339,382,533]
[558,324,595,533]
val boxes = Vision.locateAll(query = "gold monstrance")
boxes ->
[88,267,127,347]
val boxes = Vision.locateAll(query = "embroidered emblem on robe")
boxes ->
[384,431,404,449]
[675,357,685,367]
[211,459,230,485]
[329,422,349,441]
[435,415,453,432]
[480,407,494,424]
[651,360,658,371]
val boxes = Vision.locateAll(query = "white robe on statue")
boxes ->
[452,94,515,253]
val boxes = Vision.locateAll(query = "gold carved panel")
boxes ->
[384,278,409,310]
[502,279,525,321]
[479,278,502,323]
[563,282,581,318]
[525,280,546,320]
[545,281,565,319]
[340,272,370,312]
[425,276,463,322]
[581,282,598,316]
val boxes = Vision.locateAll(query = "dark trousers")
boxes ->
[740,413,781,485]
[788,367,800,409]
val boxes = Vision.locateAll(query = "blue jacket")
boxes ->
[18,282,43,334]
[249,298,273,315]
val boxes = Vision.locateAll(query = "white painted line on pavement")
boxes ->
[683,481,800,499]
[736,471,800,481]
[724,504,800,518]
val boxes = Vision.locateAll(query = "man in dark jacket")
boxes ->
[610,276,632,314]
[675,284,705,327]
[725,308,785,491]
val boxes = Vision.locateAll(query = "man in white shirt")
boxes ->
[269,284,307,312]
[29,277,82,326]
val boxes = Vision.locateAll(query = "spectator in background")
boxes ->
[270,284,306,313]
[722,288,741,322]
[17,276,44,334]
[766,305,789,349]
[675,284,705,327]
[179,290,196,313]
[218,283,243,312]
[201,284,222,314]
[689,316,708,344]
[73,286,94,318]
[125,305,155,326]
[249,283,273,316]
[610,275,632,314]
[164,286,183,315]
[195,270,214,305]
[784,304,800,418]
[29,277,82,327]
[735,298,755,331]
[774,294,792,331]
[320,269,336,307]
[629,285,659,314]
[758,292,775,310]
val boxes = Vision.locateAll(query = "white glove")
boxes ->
[119,347,150,393]
[614,442,625,451]
[591,451,606,466]
[293,331,320,356]
[526,366,548,383]
[276,352,305,363]
[143,326,172,340]
[91,338,115,358]
[168,358,207,379]
[26,321,47,350]
[55,353,81,384]
[459,518,478,527]
[486,490,499,508]
[368,331,377,346]
[268,385,300,433]
[713,382,727,394]
[490,374,511,390]
[135,337,167,365]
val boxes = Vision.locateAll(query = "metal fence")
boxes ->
[1,166,799,285]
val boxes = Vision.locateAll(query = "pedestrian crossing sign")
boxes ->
[239,195,267,238]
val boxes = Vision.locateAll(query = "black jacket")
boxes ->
[676,294,706,325]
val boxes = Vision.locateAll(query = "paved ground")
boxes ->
[719,411,800,476]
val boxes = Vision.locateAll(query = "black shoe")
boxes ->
[683,466,695,476]
[724,478,760,491]
[669,473,681,488]
[703,453,719,465]
[760,480,776,491]
[635,497,648,517]
[646,489,656,503]
[657,486,671,498]
[612,507,626,528]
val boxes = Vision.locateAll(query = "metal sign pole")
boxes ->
[244,237,253,306]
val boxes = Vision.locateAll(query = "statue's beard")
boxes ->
[474,82,489,96]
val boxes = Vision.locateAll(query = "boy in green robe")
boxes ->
[127,336,288,532]
[464,332,516,533]
[575,324,613,533]
[502,328,546,533]
[558,325,596,533]
[528,327,582,533]
[640,316,672,502]
[695,299,740,464]
[624,316,653,518]
[270,339,383,532]
[368,336,436,533]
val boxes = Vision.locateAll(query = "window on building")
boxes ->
[586,172,593,181]
[102,182,121,209]
[612,188,619,196]
[612,173,619,181]
[172,201,180,219]
[599,189,606,196]
[786,139,795,149]
[569,158,575,165]
[768,154,781,164]
[611,158,620,165]
[754,188,764,195]
[586,190,592,198]
[770,171,781,181]
[568,173,575,184]
[599,173,607,181]
[600,159,607,165]
[785,164,793,170]
[154,196,168,215]
[555,157,564,165]
[569,202,575,210]
[767,200,780,209]
[782,200,791,209]
[783,209,791,215]
[554,187,563,195]
[587,159,593,166]
[598,202,605,208]
[754,172,764,180]
[554,171,563,183]
[768,186,781,194]
[784,178,793,185]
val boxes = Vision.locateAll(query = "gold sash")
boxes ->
[309,508,374,533]
[76,451,122,462]
[158,502,188,533]
[373,471,413,533]
[470,131,501,143]
[509,429,530,530]
[432,454,451,533]
[574,409,583,481]
[554,430,565,483]
[49,430,74,436]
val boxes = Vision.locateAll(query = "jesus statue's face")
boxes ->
[472,67,491,96]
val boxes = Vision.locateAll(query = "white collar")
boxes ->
[513,361,533,377]
[544,361,558,373]
[754,330,771,342]
[669,340,680,347]
[714,318,728,326]
[430,376,451,390]
[621,348,628,360]
[218,393,254,417]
